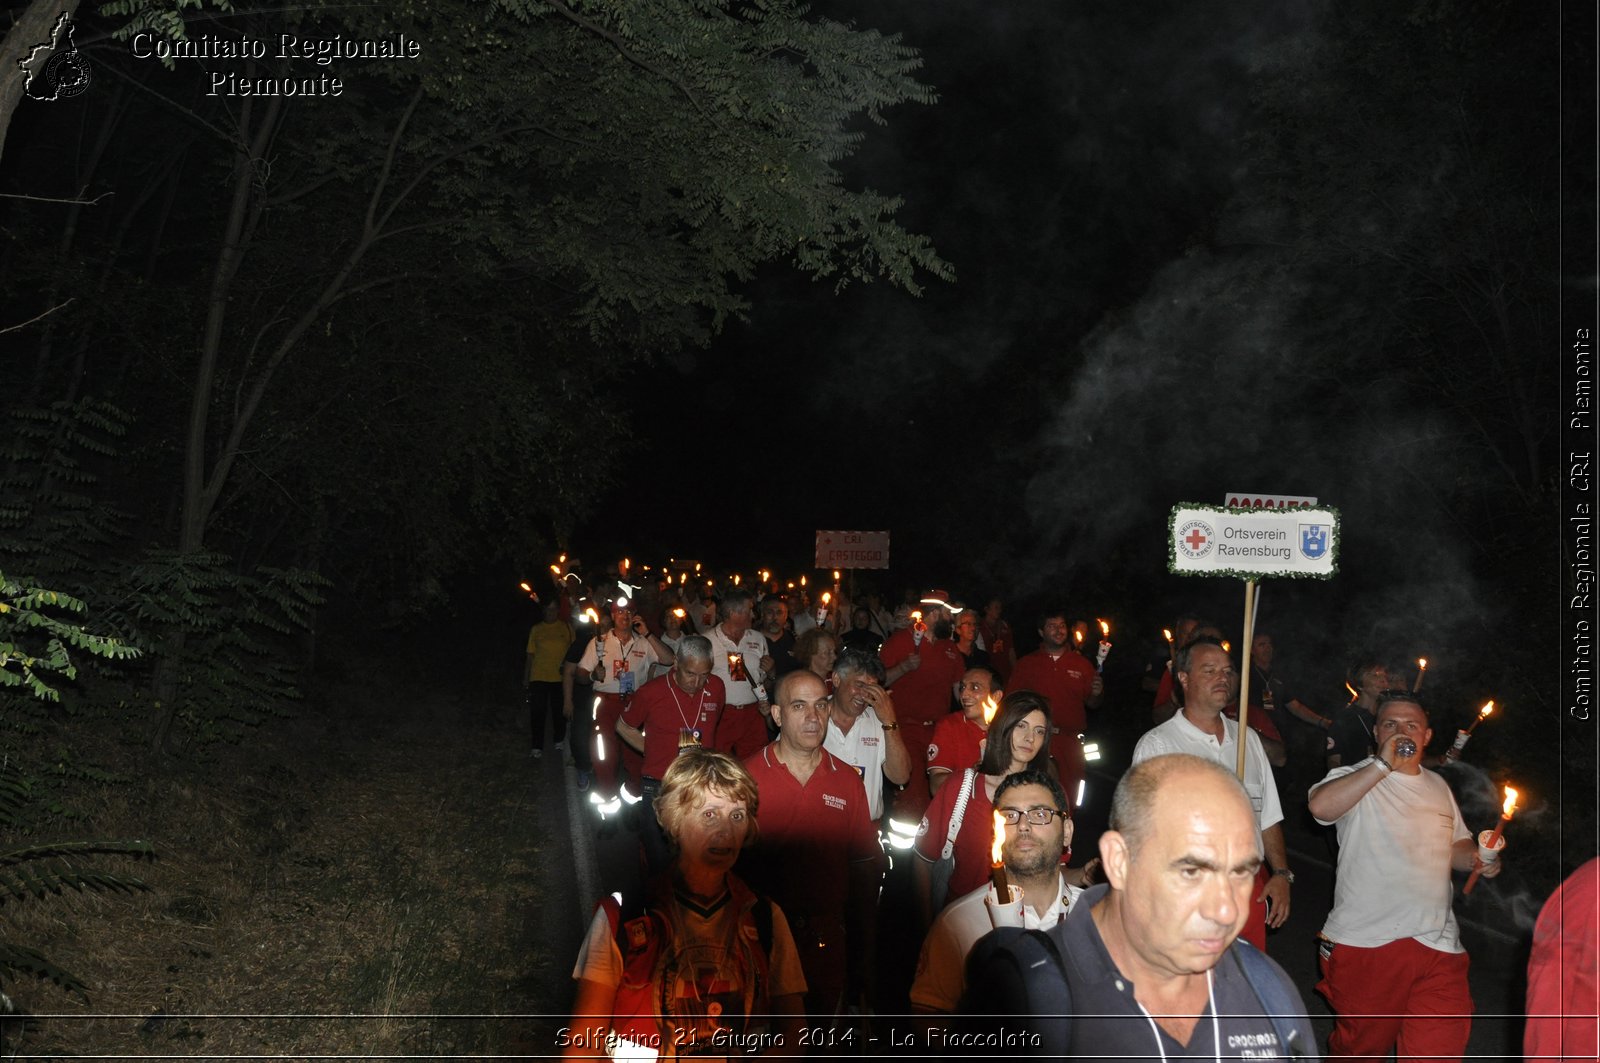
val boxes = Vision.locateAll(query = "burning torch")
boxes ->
[1463,785,1516,895]
[1443,701,1496,763]
[1095,619,1112,674]
[817,591,831,628]
[1413,656,1428,692]
[990,809,1011,900]
[911,609,925,647]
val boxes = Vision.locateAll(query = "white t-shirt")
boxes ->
[578,632,664,696]
[910,874,1082,1013]
[704,625,771,707]
[823,708,890,820]
[1131,710,1284,832]
[573,891,807,1059]
[1312,760,1471,951]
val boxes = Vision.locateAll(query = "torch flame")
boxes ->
[991,810,1006,866]
[1417,657,1428,669]
[760,569,771,583]
[558,553,567,564]
[549,564,561,575]
[1501,786,1518,818]
[672,608,686,619]
[982,695,999,725]
[1073,629,1084,645]
[1345,682,1359,699]
[695,563,702,573]
[1480,700,1494,719]
[1163,628,1174,643]
[582,608,599,624]
[519,581,533,593]
[733,574,742,585]
[911,609,923,623]
[821,591,831,606]
[1221,640,1232,653]
[832,570,841,582]
[1098,619,1110,637]
[622,557,630,572]
[800,575,808,587]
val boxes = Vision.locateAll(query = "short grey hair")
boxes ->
[676,635,712,665]
[718,589,755,621]
[833,648,886,686]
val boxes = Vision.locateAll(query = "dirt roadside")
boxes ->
[3,670,585,1059]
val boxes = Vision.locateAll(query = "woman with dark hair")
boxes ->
[565,749,806,1058]
[910,690,1057,929]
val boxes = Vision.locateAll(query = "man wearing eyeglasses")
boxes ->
[910,768,1082,1017]
[1131,637,1292,951]
[1309,692,1497,1063]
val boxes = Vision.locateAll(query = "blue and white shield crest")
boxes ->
[1299,524,1329,560]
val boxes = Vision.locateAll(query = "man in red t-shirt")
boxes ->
[879,596,966,823]
[616,635,725,873]
[1008,610,1103,794]
[927,667,996,797]
[739,671,883,1019]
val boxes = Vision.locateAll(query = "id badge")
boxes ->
[619,670,635,696]
[679,727,702,750]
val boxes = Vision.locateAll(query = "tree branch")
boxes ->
[543,0,725,133]
[0,298,73,335]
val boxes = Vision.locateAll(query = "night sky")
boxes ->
[574,1,1572,681]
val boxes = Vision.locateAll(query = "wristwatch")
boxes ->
[1271,867,1295,883]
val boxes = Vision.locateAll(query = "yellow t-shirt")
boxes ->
[526,620,573,683]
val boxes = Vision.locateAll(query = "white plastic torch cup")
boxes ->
[986,882,1026,928]
[1476,830,1506,867]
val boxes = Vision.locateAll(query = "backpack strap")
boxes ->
[942,768,978,860]
[1229,940,1310,1059]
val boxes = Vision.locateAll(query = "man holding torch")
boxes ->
[704,589,774,760]
[879,592,965,822]
[1309,691,1501,1062]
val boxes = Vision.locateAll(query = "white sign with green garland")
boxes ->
[1168,503,1339,579]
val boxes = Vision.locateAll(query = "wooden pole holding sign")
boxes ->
[1169,501,1337,781]
[1235,580,1257,779]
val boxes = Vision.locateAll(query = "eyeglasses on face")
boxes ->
[996,806,1067,826]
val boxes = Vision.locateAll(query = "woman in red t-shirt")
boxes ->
[912,690,1058,930]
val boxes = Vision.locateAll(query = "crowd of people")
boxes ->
[525,565,1589,1061]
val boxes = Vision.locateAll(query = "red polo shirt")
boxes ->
[913,769,995,908]
[1009,648,1096,735]
[880,629,966,724]
[926,714,986,778]
[738,743,880,926]
[620,672,725,780]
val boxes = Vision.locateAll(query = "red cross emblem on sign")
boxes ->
[1184,528,1208,550]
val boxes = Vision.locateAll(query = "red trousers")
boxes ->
[889,719,937,825]
[712,702,769,761]
[1317,936,1473,1062]
[591,692,628,798]
[1047,731,1086,806]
